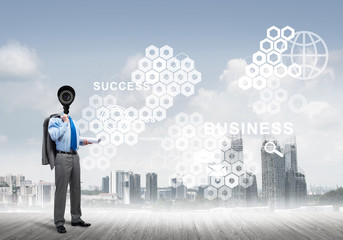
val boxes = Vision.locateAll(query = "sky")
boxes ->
[0,0,343,188]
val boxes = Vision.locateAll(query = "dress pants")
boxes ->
[54,153,82,227]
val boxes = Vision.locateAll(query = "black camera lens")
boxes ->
[57,85,75,114]
[62,92,71,102]
[59,90,74,105]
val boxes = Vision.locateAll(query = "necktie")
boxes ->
[69,116,77,151]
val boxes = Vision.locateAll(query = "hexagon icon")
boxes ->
[190,137,203,152]
[152,107,166,121]
[146,70,160,85]
[182,150,194,162]
[197,174,209,186]
[89,94,103,109]
[166,57,181,72]
[82,106,96,122]
[96,106,108,120]
[131,119,145,134]
[117,119,132,134]
[174,70,188,85]
[160,70,173,85]
[281,26,295,40]
[267,26,281,40]
[188,70,201,85]
[175,161,189,175]
[125,131,138,146]
[252,76,267,90]
[138,106,153,122]
[245,161,260,175]
[259,88,274,102]
[224,174,239,188]
[103,145,117,158]
[266,51,281,66]
[253,100,267,115]
[146,94,159,109]
[183,174,197,188]
[168,125,182,138]
[131,70,145,84]
[182,124,197,139]
[246,63,260,78]
[180,57,195,72]
[125,107,138,120]
[204,186,218,200]
[260,38,273,53]
[138,57,152,72]
[238,76,252,90]
[111,131,124,146]
[267,76,281,90]
[161,137,174,151]
[159,94,173,109]
[274,88,288,103]
[211,150,222,163]
[252,51,266,66]
[288,63,302,78]
[267,100,281,114]
[239,174,254,188]
[274,64,288,78]
[152,57,167,72]
[160,45,173,60]
[260,63,274,78]
[181,82,195,97]
[189,112,203,127]
[103,95,117,107]
[204,136,218,152]
[196,125,208,139]
[145,45,159,60]
[89,144,103,158]
[152,82,167,97]
[103,119,117,133]
[175,112,189,127]
[77,119,88,134]
[225,148,238,164]
[175,137,190,152]
[274,38,288,53]
[210,176,225,188]
[82,156,96,171]
[221,160,232,175]
[218,186,232,201]
[89,119,102,134]
[217,136,232,152]
[166,82,181,97]
[97,157,110,171]
[232,162,245,176]
[96,131,110,145]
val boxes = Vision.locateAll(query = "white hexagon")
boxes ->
[274,88,288,103]
[188,70,201,85]
[217,136,231,152]
[204,186,218,200]
[159,94,173,109]
[152,57,167,72]
[174,70,188,85]
[190,137,203,152]
[160,45,173,60]
[175,161,189,175]
[211,150,222,163]
[274,64,288,78]
[125,107,138,120]
[238,76,252,90]
[125,131,138,146]
[166,82,181,97]
[89,119,102,134]
[245,161,260,175]
[145,45,159,60]
[260,63,274,78]
[253,100,267,115]
[266,51,281,66]
[274,38,288,53]
[175,112,189,127]
[221,160,232,175]
[111,131,124,146]
[225,174,239,188]
[232,162,245,176]
[146,70,159,85]
[181,82,195,97]
[96,106,108,120]
[182,124,197,139]
[103,95,117,107]
[180,57,195,72]
[89,144,103,158]
[139,106,153,122]
[259,88,274,102]
[267,100,280,114]
[197,174,209,186]
[152,82,167,97]
[152,107,166,121]
[196,125,207,139]
[246,63,260,78]
[103,145,117,158]
[225,149,238,164]
[97,157,110,171]
[182,150,194,162]
[131,70,145,84]
[204,137,218,152]
[189,112,203,127]
[160,70,173,85]
[218,186,232,201]
[288,63,302,78]
[117,119,131,134]
[102,119,117,133]
[239,174,254,188]
[175,137,189,151]
[110,107,125,121]
[89,94,103,109]
[146,94,159,109]
[267,26,281,40]
[281,26,295,40]
[252,51,266,66]
[183,174,197,188]
[252,76,267,90]
[267,76,281,90]
[131,119,145,134]
[166,57,181,72]
[138,57,152,72]
[82,106,96,122]
[161,137,174,151]
[211,176,225,188]
[260,38,273,53]
[96,131,110,145]
[82,156,96,171]
[77,119,88,134]
[168,125,182,138]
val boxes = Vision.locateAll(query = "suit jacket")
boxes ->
[42,114,60,170]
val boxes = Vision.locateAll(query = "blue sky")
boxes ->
[0,0,342,187]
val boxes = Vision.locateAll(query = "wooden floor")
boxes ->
[1,210,343,240]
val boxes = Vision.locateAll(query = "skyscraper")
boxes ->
[102,176,109,193]
[146,173,157,203]
[129,173,141,204]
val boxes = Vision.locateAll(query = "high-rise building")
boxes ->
[102,176,109,193]
[146,173,157,203]
[36,181,54,207]
[171,177,187,200]
[129,173,141,204]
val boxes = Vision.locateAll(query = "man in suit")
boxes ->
[48,113,91,234]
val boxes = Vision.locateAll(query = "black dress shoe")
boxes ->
[71,220,91,227]
[56,225,67,233]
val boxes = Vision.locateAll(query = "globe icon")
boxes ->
[282,31,328,80]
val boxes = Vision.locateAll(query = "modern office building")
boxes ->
[129,173,141,204]
[171,177,187,200]
[102,176,109,193]
[146,173,157,203]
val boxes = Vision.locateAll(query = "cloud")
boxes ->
[0,41,40,78]
[220,58,247,92]
[0,134,7,143]
[121,53,144,79]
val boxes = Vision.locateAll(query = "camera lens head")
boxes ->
[57,85,75,114]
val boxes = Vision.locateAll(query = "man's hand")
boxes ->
[61,114,69,123]
[83,139,92,146]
